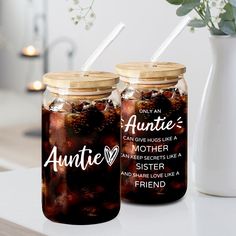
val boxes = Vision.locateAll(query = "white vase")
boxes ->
[194,36,236,196]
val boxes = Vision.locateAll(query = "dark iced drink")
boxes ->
[42,72,120,224]
[116,62,187,204]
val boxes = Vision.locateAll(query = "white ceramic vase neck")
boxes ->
[194,36,236,196]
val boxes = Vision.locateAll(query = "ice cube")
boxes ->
[49,98,72,112]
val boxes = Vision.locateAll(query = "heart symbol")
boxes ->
[104,145,119,166]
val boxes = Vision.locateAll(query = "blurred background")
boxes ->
[0,0,211,171]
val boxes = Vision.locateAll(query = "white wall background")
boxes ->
[0,0,212,143]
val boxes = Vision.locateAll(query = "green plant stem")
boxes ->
[205,0,217,29]
[194,7,218,32]
[72,0,95,18]
[194,8,210,27]
[83,0,95,18]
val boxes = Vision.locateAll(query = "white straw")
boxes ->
[151,16,191,62]
[81,22,126,71]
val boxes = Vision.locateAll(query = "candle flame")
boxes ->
[21,45,40,57]
[33,80,43,90]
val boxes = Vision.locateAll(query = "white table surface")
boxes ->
[0,168,235,236]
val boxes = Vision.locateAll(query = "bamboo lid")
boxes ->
[43,71,119,89]
[116,62,186,84]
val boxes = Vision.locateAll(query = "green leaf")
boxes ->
[229,0,236,7]
[204,4,211,23]
[188,19,206,28]
[232,5,236,23]
[219,21,236,35]
[176,0,201,16]
[219,3,236,35]
[220,3,234,21]
[166,0,183,5]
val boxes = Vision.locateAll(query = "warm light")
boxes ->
[21,45,40,57]
[27,80,45,92]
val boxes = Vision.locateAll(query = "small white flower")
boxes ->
[68,0,95,30]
